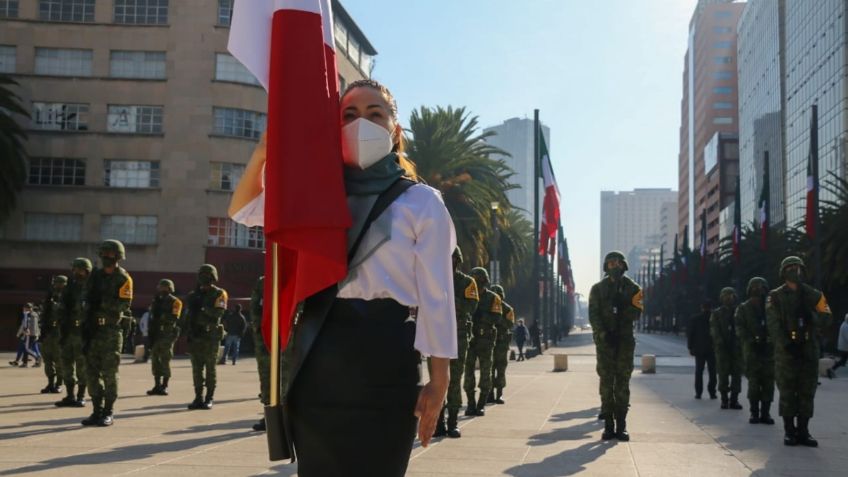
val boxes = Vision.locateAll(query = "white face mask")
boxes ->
[341,118,394,169]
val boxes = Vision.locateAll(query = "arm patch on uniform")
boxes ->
[816,295,831,314]
[491,295,503,314]
[119,276,133,299]
[465,281,479,301]
[215,290,228,309]
[632,289,644,311]
[172,298,183,317]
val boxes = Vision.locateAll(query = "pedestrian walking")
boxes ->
[146,279,182,396]
[514,319,529,361]
[185,264,228,410]
[735,277,775,424]
[11,304,38,367]
[828,314,848,377]
[688,302,717,399]
[220,304,247,365]
[711,287,743,410]
[529,320,542,355]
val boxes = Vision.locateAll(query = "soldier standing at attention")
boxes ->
[146,279,182,396]
[489,284,514,405]
[82,240,133,427]
[710,287,744,410]
[39,275,67,394]
[249,276,269,431]
[185,264,228,410]
[767,256,832,447]
[735,277,775,424]
[589,251,643,441]
[463,267,501,417]
[56,258,91,408]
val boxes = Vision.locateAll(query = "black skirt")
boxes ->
[289,298,422,477]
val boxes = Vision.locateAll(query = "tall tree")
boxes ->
[0,75,29,223]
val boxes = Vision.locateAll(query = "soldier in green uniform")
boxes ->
[463,267,501,417]
[185,264,228,410]
[56,258,91,408]
[146,279,182,396]
[589,251,643,441]
[710,287,744,410]
[250,276,269,431]
[489,284,514,405]
[39,275,67,394]
[735,277,775,424]
[82,240,133,427]
[767,256,832,447]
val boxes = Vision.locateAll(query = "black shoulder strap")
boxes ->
[347,178,416,263]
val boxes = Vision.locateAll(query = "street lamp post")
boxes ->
[489,201,500,284]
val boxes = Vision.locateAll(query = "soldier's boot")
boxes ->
[720,392,729,409]
[464,391,477,416]
[615,413,630,441]
[54,377,63,393]
[486,390,496,404]
[158,377,170,396]
[796,418,818,447]
[55,384,75,407]
[99,408,114,427]
[759,402,775,425]
[601,416,616,440]
[146,376,161,395]
[41,377,55,394]
[495,388,505,405]
[252,418,266,432]
[202,391,214,410]
[188,389,204,410]
[729,393,743,410]
[82,408,101,426]
[447,409,461,438]
[474,394,488,416]
[433,406,447,437]
[74,385,87,407]
[748,400,760,424]
[783,417,798,446]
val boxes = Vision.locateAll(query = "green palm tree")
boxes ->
[0,75,28,223]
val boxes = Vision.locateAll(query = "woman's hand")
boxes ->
[415,357,449,447]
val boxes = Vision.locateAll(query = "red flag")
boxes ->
[805,105,819,239]
[538,135,560,255]
[228,0,351,350]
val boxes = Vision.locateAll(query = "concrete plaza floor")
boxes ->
[1,331,847,476]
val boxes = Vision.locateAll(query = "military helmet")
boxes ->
[198,264,219,282]
[98,239,126,260]
[780,256,805,278]
[470,267,490,282]
[490,284,505,299]
[72,257,92,272]
[158,279,175,293]
[603,251,629,272]
[452,247,463,263]
[746,277,769,296]
[52,275,68,285]
[719,287,737,299]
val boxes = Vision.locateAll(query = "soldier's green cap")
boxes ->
[491,284,505,299]
[52,275,68,285]
[198,264,219,281]
[452,247,463,263]
[72,257,93,272]
[746,277,769,296]
[99,239,126,260]
[780,256,805,277]
[158,279,175,293]
[470,267,489,282]
[603,251,629,272]
[720,287,737,298]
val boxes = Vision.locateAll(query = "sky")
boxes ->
[344,0,698,297]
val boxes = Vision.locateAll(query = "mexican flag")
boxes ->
[732,175,741,263]
[758,153,770,251]
[538,134,560,256]
[805,105,819,239]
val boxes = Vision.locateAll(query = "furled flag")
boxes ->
[699,208,707,274]
[758,152,770,251]
[228,0,352,349]
[680,225,689,283]
[538,134,560,256]
[557,227,575,295]
[672,233,679,285]
[732,175,741,263]
[805,105,819,240]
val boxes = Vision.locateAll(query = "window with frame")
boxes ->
[215,53,259,85]
[713,86,733,94]
[713,41,733,49]
[25,213,82,242]
[110,50,166,79]
[113,0,168,24]
[0,45,15,73]
[713,71,733,80]
[0,1,18,18]
[713,102,734,109]
[713,26,732,34]
[32,102,89,131]
[208,217,264,249]
[713,117,734,125]
[101,215,157,244]
[213,107,265,139]
[209,162,245,191]
[28,158,85,186]
[107,105,163,134]
[34,48,93,76]
[104,160,160,187]
[39,0,95,22]
[714,56,732,65]
[217,0,233,26]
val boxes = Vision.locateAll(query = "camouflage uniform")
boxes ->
[735,277,775,424]
[590,251,643,441]
[185,264,228,410]
[39,275,67,394]
[147,279,182,396]
[710,287,743,409]
[463,267,502,417]
[83,240,133,427]
[767,256,832,447]
[57,259,90,407]
[251,277,270,407]
[490,285,514,403]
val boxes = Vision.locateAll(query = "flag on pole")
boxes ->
[659,242,664,279]
[699,208,707,274]
[557,227,575,295]
[758,152,770,251]
[732,175,742,263]
[228,0,351,349]
[672,233,679,285]
[805,105,819,240]
[680,225,689,283]
[538,134,560,256]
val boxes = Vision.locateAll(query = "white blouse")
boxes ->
[231,183,458,359]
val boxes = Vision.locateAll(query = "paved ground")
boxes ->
[1,331,847,476]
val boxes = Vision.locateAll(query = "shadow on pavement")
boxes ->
[548,408,600,422]
[504,441,613,477]
[258,463,298,476]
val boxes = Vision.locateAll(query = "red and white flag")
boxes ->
[805,105,819,240]
[538,135,560,256]
[228,0,351,350]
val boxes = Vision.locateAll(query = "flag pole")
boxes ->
[264,242,291,461]
[811,104,822,289]
[533,109,541,345]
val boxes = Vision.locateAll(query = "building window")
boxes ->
[214,53,259,85]
[104,160,160,188]
[0,1,18,18]
[713,117,733,125]
[213,107,265,139]
[0,45,15,73]
[713,71,733,80]
[25,213,82,242]
[217,0,233,26]
[713,26,732,34]
[209,162,245,191]
[713,41,733,49]
[101,215,157,244]
[713,86,733,94]
[110,50,166,79]
[714,56,732,65]
[28,158,85,186]
[34,48,93,76]
[32,102,89,131]
[339,75,346,94]
[334,18,348,51]
[113,0,168,25]
[207,217,264,249]
[107,105,163,134]
[39,0,95,22]
[713,102,734,109]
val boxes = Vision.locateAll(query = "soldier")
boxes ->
[463,267,501,417]
[39,275,67,394]
[710,287,743,410]
[589,251,643,441]
[735,277,775,424]
[146,279,182,396]
[56,258,91,408]
[489,284,514,405]
[184,264,228,410]
[82,240,133,427]
[250,276,269,431]
[767,256,832,447]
